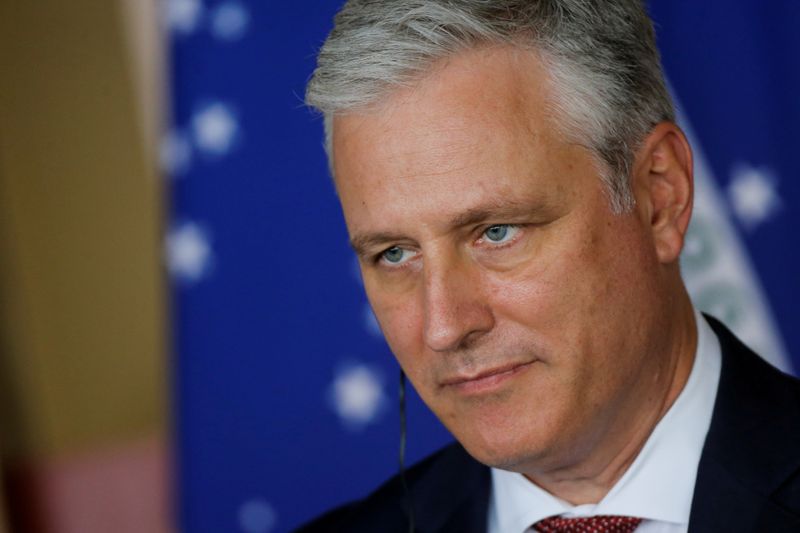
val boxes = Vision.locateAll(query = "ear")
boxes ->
[631,122,694,264]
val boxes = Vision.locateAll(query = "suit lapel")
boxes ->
[688,316,800,532]
[411,443,490,533]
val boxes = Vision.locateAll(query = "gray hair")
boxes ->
[306,0,675,212]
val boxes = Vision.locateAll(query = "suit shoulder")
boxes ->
[703,314,800,493]
[294,443,476,533]
[707,314,800,410]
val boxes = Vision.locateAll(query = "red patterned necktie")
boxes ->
[533,515,643,533]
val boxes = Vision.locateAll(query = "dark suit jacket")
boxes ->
[297,317,800,532]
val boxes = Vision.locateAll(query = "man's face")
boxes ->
[333,47,675,474]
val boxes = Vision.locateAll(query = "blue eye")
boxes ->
[380,246,419,266]
[382,246,405,263]
[483,224,518,243]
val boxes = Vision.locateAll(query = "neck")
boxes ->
[526,292,698,505]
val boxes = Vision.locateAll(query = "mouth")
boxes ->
[440,360,536,395]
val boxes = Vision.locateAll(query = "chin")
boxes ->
[456,426,547,473]
[466,442,544,474]
[435,396,556,472]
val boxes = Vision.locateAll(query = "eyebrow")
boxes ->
[448,200,536,227]
[350,197,549,257]
[350,231,410,258]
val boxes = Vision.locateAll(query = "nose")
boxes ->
[422,255,495,352]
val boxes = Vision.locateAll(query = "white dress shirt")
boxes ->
[487,311,722,533]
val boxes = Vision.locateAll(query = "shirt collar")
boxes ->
[488,310,722,532]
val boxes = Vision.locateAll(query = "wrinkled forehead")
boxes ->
[329,47,604,243]
[328,45,564,176]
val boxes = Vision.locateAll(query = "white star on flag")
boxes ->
[329,364,386,429]
[211,2,250,41]
[192,102,239,156]
[164,0,204,34]
[166,222,213,283]
[237,499,277,533]
[727,163,782,230]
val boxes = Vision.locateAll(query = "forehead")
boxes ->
[331,46,588,231]
[333,46,556,163]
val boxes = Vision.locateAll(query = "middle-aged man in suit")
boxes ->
[300,1,800,531]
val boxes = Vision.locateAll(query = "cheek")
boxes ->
[486,214,657,371]
[364,282,424,366]
[553,220,662,387]
[482,233,589,339]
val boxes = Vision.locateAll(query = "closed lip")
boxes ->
[440,360,535,389]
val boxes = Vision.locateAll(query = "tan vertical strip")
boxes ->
[119,0,166,164]
[0,0,166,459]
